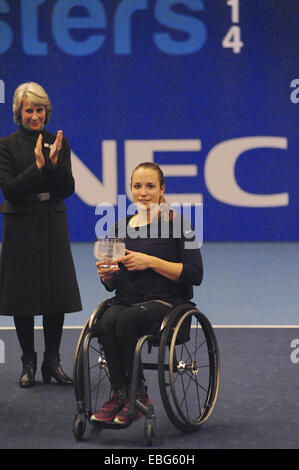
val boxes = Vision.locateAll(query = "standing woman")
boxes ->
[0,82,82,388]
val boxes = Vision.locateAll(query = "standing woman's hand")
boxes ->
[49,130,63,165]
[34,133,45,170]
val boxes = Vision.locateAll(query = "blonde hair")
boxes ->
[13,82,52,125]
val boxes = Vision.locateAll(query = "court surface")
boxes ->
[0,242,298,450]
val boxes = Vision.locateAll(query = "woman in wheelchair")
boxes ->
[90,162,203,425]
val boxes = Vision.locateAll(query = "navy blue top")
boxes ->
[104,214,203,305]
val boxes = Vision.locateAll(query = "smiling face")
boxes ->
[21,97,46,131]
[131,167,165,212]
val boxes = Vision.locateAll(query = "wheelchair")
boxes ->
[72,299,220,446]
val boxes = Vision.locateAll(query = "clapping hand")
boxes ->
[34,130,63,169]
[49,130,63,165]
[34,134,45,170]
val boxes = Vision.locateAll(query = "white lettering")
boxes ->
[104,454,138,467]
[290,339,299,364]
[0,339,4,363]
[290,79,299,104]
[72,137,289,209]
[0,79,4,103]
[71,140,117,206]
[204,136,289,207]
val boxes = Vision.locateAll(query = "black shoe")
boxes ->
[19,352,37,388]
[41,352,73,385]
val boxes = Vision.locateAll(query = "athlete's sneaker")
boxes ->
[113,391,152,425]
[90,393,126,423]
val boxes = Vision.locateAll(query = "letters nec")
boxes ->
[71,137,289,208]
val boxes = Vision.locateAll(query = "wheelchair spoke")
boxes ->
[89,343,101,353]
[162,309,220,428]
[87,338,112,414]
[89,362,100,371]
[179,374,193,420]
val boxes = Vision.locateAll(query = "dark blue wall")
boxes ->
[0,0,298,241]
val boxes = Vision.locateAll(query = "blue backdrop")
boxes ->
[0,0,298,241]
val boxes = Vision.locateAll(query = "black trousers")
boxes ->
[95,300,172,392]
[13,314,65,355]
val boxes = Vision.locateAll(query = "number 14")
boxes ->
[222,0,244,54]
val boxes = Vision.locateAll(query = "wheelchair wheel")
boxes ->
[144,422,154,446]
[73,319,90,404]
[73,323,112,437]
[158,308,220,433]
[73,416,85,441]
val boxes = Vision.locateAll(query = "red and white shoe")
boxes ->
[90,393,126,423]
[113,392,152,425]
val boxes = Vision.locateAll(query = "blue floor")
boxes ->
[0,242,298,328]
[1,327,299,449]
[0,242,298,450]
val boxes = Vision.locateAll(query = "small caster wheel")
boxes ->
[73,416,85,441]
[144,422,154,446]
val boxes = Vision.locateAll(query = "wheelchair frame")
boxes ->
[72,299,220,446]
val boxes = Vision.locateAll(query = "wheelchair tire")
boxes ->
[73,301,113,421]
[73,416,85,441]
[144,422,154,446]
[158,308,220,433]
[73,319,90,403]
[75,330,112,418]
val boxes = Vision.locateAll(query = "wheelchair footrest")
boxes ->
[90,420,133,430]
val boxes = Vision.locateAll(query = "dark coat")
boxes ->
[0,125,82,316]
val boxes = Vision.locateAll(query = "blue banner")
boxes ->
[0,0,298,241]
